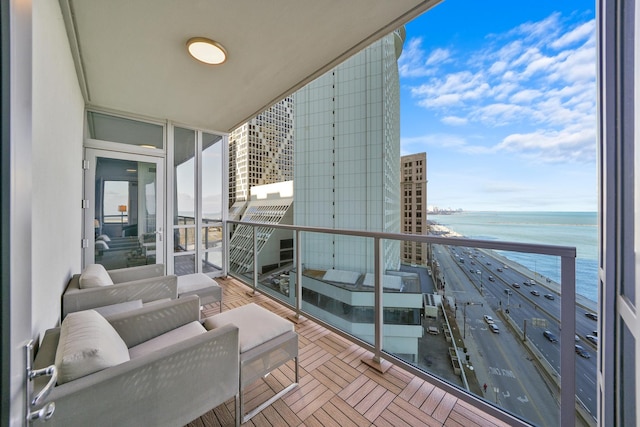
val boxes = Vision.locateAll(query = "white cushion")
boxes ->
[128,321,206,359]
[96,234,111,242]
[203,303,293,352]
[55,310,130,384]
[79,264,114,288]
[177,273,217,293]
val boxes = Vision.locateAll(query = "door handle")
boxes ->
[155,228,163,242]
[25,341,56,423]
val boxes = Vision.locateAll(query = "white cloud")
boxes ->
[404,12,596,164]
[398,38,452,78]
[441,116,468,126]
[495,126,596,163]
[551,20,595,49]
[425,48,451,66]
[509,89,542,103]
[401,134,468,150]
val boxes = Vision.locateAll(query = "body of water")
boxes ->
[429,211,598,302]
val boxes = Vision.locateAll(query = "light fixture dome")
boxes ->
[186,37,227,65]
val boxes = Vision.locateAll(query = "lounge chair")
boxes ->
[62,264,178,318]
[32,296,240,427]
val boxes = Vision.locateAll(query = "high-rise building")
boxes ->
[228,97,294,205]
[401,153,428,265]
[294,29,405,273]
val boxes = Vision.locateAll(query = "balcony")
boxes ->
[201,221,587,426]
[194,276,512,427]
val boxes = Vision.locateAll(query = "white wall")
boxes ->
[31,0,84,333]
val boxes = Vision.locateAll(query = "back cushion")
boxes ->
[78,264,114,288]
[55,310,130,384]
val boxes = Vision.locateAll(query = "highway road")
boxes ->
[432,244,597,424]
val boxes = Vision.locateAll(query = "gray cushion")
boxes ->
[55,310,130,384]
[128,321,206,359]
[203,303,293,352]
[78,263,114,288]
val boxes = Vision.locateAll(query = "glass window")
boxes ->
[87,111,163,148]
[174,128,196,226]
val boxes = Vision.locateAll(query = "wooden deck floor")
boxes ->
[187,276,512,427]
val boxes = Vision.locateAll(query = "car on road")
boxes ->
[483,315,495,324]
[476,270,481,274]
[544,294,555,300]
[585,312,598,321]
[488,276,495,282]
[523,281,531,286]
[489,324,500,333]
[469,268,475,273]
[531,290,540,296]
[543,330,559,342]
[504,289,512,295]
[575,344,591,358]
[486,261,491,265]
[512,283,520,288]
[586,335,598,346]
[496,267,503,272]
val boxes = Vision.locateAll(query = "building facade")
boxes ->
[400,153,428,265]
[293,30,405,274]
[228,98,294,205]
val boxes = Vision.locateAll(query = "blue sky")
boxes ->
[399,0,596,212]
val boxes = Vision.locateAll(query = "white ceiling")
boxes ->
[61,0,440,133]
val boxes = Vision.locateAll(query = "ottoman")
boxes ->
[204,303,299,423]
[177,273,223,313]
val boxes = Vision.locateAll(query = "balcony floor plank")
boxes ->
[187,277,518,427]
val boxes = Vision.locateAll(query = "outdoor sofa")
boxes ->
[33,296,240,427]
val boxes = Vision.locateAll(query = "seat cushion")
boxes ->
[78,263,114,288]
[203,303,293,352]
[55,310,130,384]
[177,273,218,293]
[128,321,206,359]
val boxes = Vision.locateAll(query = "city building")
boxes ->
[228,98,294,205]
[2,1,633,426]
[400,153,428,265]
[294,30,404,274]
[228,181,294,275]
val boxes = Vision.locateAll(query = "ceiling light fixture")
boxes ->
[186,37,227,65]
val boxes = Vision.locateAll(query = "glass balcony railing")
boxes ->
[226,220,583,427]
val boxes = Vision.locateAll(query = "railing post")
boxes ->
[560,254,576,427]
[362,237,390,373]
[248,226,258,296]
[288,229,304,323]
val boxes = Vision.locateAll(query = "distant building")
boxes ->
[228,98,294,205]
[401,153,428,265]
[293,30,404,273]
[228,181,294,275]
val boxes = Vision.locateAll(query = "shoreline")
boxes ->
[428,220,597,311]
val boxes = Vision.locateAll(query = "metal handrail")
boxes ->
[226,219,577,427]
